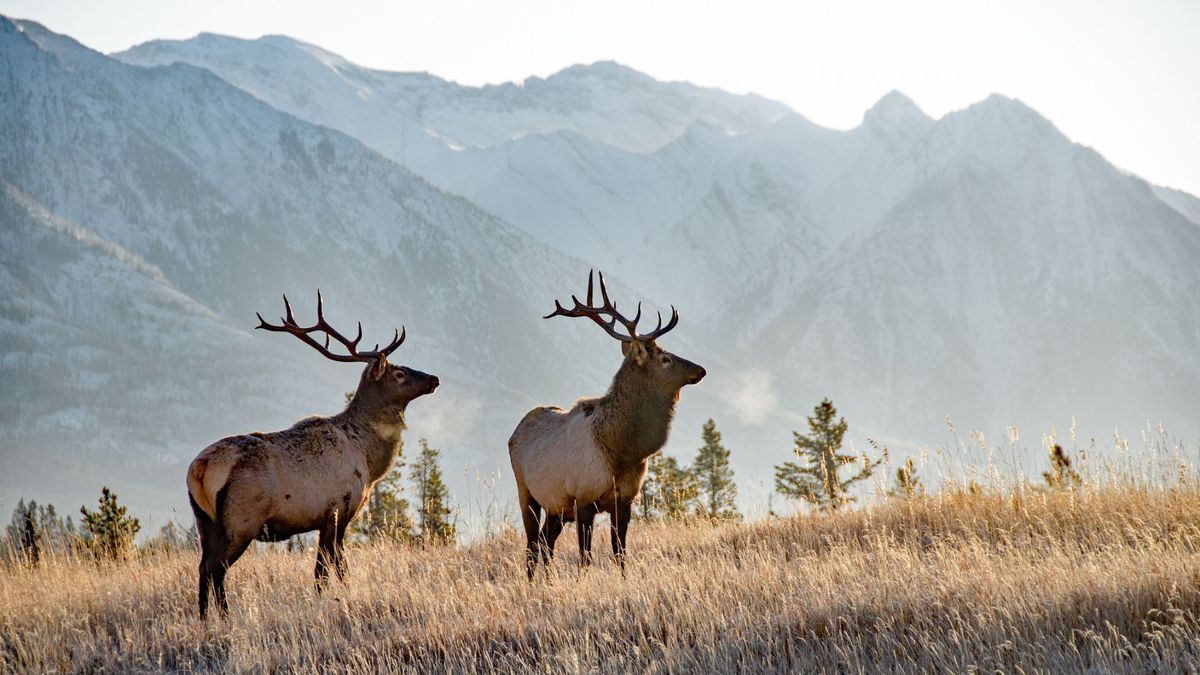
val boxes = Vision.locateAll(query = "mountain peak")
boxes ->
[6,16,107,69]
[870,89,920,113]
[545,60,654,85]
[950,93,1063,142]
[861,90,933,141]
[970,93,1047,122]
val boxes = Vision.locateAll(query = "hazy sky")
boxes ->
[5,0,1198,195]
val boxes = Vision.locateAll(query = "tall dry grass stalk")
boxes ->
[3,478,1199,672]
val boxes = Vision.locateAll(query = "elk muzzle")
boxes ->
[406,368,439,395]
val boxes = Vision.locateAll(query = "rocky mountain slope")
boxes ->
[3,19,1198,523]
[755,95,1200,442]
[1,18,722,524]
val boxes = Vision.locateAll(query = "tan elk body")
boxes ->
[187,294,438,618]
[509,271,705,579]
[509,401,646,518]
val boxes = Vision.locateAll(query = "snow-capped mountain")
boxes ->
[0,18,721,523]
[754,95,1200,443]
[4,19,1199,522]
[120,30,1200,451]
[116,33,791,155]
[115,35,797,310]
[116,35,937,320]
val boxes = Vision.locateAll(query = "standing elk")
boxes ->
[509,271,706,579]
[186,293,438,618]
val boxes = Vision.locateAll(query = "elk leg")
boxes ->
[192,493,221,619]
[198,532,251,618]
[198,554,216,619]
[333,518,351,583]
[211,532,254,615]
[196,516,235,619]
[576,503,597,568]
[206,558,229,616]
[197,539,221,619]
[520,489,543,581]
[610,500,633,576]
[541,514,564,569]
[315,523,337,592]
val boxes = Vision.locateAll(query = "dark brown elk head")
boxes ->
[256,292,439,414]
[546,270,705,398]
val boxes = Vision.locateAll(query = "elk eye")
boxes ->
[660,356,671,367]
[395,371,406,380]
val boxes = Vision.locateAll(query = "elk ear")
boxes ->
[370,357,389,381]
[621,340,650,366]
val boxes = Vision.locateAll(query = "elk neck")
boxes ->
[339,394,407,482]
[592,358,677,471]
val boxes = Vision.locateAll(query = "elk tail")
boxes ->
[187,454,231,521]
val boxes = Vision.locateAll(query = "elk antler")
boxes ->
[544,270,678,343]
[255,291,405,363]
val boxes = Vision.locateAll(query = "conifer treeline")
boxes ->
[4,486,154,565]
[643,397,1085,522]
[5,397,1091,563]
[2,436,460,566]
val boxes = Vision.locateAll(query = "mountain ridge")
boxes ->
[4,18,1199,524]
[3,16,719,525]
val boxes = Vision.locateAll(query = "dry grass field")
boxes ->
[4,468,1200,673]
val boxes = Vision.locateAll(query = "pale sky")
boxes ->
[5,0,1199,196]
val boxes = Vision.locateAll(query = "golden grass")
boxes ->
[3,483,1200,673]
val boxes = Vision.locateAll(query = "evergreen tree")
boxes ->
[640,453,699,520]
[7,501,79,563]
[888,457,925,499]
[1042,444,1082,489]
[79,487,141,560]
[144,521,197,554]
[38,504,75,557]
[38,503,62,537]
[355,444,416,544]
[774,398,881,511]
[410,438,456,544]
[7,499,41,565]
[692,419,739,519]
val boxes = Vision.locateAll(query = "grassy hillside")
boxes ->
[3,476,1199,672]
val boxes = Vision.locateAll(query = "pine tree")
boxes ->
[640,453,699,520]
[7,499,41,565]
[692,419,739,519]
[888,457,925,499]
[145,521,197,554]
[774,398,880,511]
[39,504,77,557]
[410,438,456,544]
[79,487,141,560]
[1043,444,1081,489]
[7,501,80,563]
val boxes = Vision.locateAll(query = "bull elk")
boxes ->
[186,293,438,618]
[509,271,705,579]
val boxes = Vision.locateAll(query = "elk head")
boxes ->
[256,292,439,413]
[545,270,706,397]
